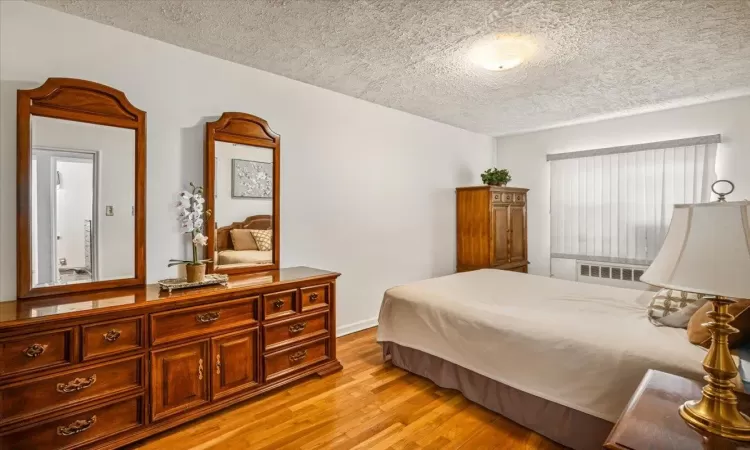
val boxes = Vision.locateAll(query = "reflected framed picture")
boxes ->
[231,158,273,198]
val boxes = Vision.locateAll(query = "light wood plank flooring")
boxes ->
[132,327,563,450]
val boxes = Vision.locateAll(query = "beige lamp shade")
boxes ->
[641,201,750,300]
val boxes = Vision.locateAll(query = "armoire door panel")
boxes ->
[150,341,209,421]
[493,205,510,264]
[509,206,526,263]
[211,329,258,400]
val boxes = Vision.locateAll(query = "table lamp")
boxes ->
[641,190,750,440]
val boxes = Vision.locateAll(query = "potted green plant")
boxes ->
[481,168,512,186]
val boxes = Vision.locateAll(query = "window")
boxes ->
[548,135,719,264]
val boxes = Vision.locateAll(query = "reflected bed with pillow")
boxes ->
[215,215,273,266]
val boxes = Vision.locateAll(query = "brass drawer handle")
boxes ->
[103,329,121,342]
[198,358,204,380]
[23,343,48,358]
[216,354,221,375]
[309,292,319,303]
[57,415,97,436]
[196,311,220,323]
[273,299,285,309]
[289,350,307,362]
[57,374,97,393]
[289,322,307,333]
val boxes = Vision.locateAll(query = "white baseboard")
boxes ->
[336,317,378,337]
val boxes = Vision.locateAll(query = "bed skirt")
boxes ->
[381,341,613,450]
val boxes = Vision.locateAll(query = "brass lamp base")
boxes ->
[681,297,750,441]
[681,398,750,440]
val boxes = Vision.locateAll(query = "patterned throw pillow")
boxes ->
[647,289,712,328]
[249,229,273,251]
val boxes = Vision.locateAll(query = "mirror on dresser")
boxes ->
[16,78,146,298]
[205,113,280,274]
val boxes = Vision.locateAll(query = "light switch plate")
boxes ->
[105,206,114,216]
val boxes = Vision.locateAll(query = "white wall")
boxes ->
[214,141,273,227]
[495,96,750,279]
[0,2,493,334]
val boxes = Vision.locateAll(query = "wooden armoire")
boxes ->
[456,186,529,273]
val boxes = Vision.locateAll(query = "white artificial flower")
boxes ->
[181,216,195,232]
[192,233,208,246]
[194,194,205,204]
[194,218,203,230]
[180,190,193,199]
[193,202,204,213]
[178,198,190,208]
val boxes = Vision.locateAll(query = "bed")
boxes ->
[215,215,272,266]
[377,269,713,450]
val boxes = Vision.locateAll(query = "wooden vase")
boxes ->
[186,264,206,283]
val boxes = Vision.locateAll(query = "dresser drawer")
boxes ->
[0,395,144,450]
[492,192,514,203]
[0,328,75,378]
[263,310,329,352]
[150,297,258,346]
[263,337,329,382]
[82,316,144,361]
[299,284,329,313]
[0,355,144,427]
[262,289,298,321]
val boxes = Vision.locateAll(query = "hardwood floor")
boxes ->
[131,327,563,450]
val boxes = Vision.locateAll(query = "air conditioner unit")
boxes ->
[576,261,649,289]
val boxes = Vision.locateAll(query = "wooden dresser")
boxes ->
[0,267,341,450]
[456,186,529,273]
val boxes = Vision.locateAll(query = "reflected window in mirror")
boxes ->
[214,142,274,269]
[30,117,136,289]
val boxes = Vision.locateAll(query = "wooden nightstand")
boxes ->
[605,370,750,449]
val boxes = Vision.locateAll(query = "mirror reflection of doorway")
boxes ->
[31,148,98,287]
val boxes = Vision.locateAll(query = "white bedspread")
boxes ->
[216,250,272,266]
[377,269,711,422]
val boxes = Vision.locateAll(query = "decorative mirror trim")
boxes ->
[17,78,146,299]
[205,112,280,275]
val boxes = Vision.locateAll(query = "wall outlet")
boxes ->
[106,206,114,216]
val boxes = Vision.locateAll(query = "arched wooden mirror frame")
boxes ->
[204,112,280,275]
[17,78,147,299]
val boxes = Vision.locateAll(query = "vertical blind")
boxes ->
[548,136,719,264]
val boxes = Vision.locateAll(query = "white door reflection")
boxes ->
[32,149,96,286]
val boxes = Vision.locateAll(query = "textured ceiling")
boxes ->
[31,0,750,135]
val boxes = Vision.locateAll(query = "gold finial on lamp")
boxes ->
[641,191,750,440]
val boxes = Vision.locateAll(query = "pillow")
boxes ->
[647,289,712,328]
[688,299,750,349]
[230,229,259,251]
[249,229,273,251]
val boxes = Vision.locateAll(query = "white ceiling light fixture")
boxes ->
[469,34,537,71]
